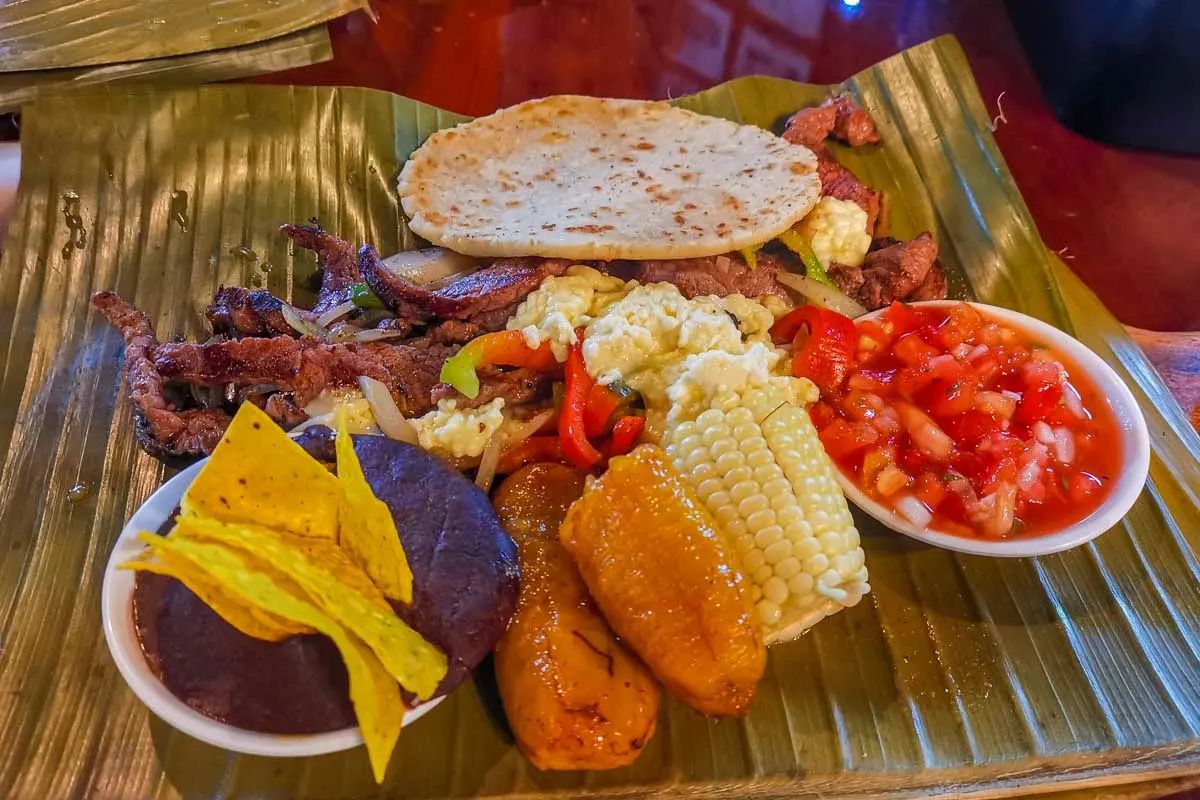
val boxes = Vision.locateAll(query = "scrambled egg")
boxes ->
[794,196,872,268]
[409,398,505,459]
[507,266,629,361]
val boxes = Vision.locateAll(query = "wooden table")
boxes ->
[255,0,1200,431]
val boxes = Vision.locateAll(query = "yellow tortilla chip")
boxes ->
[177,518,392,615]
[335,408,414,604]
[171,515,446,701]
[182,402,341,539]
[135,533,403,783]
[120,546,314,641]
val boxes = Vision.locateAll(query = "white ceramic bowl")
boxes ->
[833,300,1150,557]
[101,458,444,757]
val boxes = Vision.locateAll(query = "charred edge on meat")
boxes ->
[280,221,362,314]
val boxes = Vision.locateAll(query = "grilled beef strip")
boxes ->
[827,233,946,310]
[359,244,572,322]
[430,366,551,410]
[280,222,362,314]
[634,251,795,301]
[151,336,457,416]
[92,291,232,465]
[207,286,301,338]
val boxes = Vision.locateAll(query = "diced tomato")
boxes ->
[819,418,880,461]
[1067,472,1102,503]
[883,301,925,338]
[847,368,896,392]
[925,378,979,417]
[945,410,1004,448]
[968,353,1002,385]
[915,472,947,510]
[934,303,984,349]
[809,401,837,430]
[1015,383,1074,426]
[894,333,940,366]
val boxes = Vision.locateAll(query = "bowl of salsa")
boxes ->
[792,300,1149,557]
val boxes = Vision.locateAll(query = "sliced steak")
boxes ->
[262,393,310,429]
[207,286,300,338]
[151,335,457,417]
[92,291,231,464]
[360,245,571,322]
[828,233,940,310]
[634,252,793,301]
[910,262,949,302]
[782,103,837,149]
[430,366,551,410]
[281,222,361,314]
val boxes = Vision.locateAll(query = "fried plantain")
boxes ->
[493,464,661,771]
[559,446,766,716]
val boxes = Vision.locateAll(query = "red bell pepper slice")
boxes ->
[559,338,603,469]
[772,306,856,395]
[440,330,557,399]
[608,415,645,456]
[496,436,565,475]
[583,382,623,438]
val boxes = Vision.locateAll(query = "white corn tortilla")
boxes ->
[397,96,821,260]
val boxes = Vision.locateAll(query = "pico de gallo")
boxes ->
[773,302,1120,539]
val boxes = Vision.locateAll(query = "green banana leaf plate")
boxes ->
[0,34,1197,799]
[0,0,361,73]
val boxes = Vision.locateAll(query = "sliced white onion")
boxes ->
[475,430,504,493]
[1052,426,1076,465]
[895,402,953,460]
[281,303,331,340]
[316,300,357,328]
[501,409,555,449]
[357,376,418,444]
[775,272,868,319]
[894,494,933,529]
[1062,381,1087,419]
[352,328,410,343]
[380,247,477,286]
[1032,420,1056,446]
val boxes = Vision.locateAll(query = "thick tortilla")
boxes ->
[397,96,821,260]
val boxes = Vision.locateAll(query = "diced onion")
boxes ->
[875,465,910,497]
[380,247,476,286]
[1052,427,1075,465]
[1017,458,1043,492]
[1032,420,1055,446]
[1001,389,1022,402]
[281,304,331,340]
[1062,381,1087,419]
[982,482,1017,537]
[966,344,990,361]
[316,300,357,328]
[775,272,868,319]
[894,494,933,529]
[895,402,953,460]
[352,328,410,343]
[357,376,418,444]
[950,343,972,361]
[975,390,1017,418]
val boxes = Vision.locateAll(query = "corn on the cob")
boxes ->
[663,374,869,644]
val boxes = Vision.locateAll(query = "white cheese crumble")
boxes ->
[794,196,872,268]
[409,398,505,458]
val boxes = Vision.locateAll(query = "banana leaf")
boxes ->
[0,0,361,72]
[0,25,333,113]
[0,34,1196,799]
